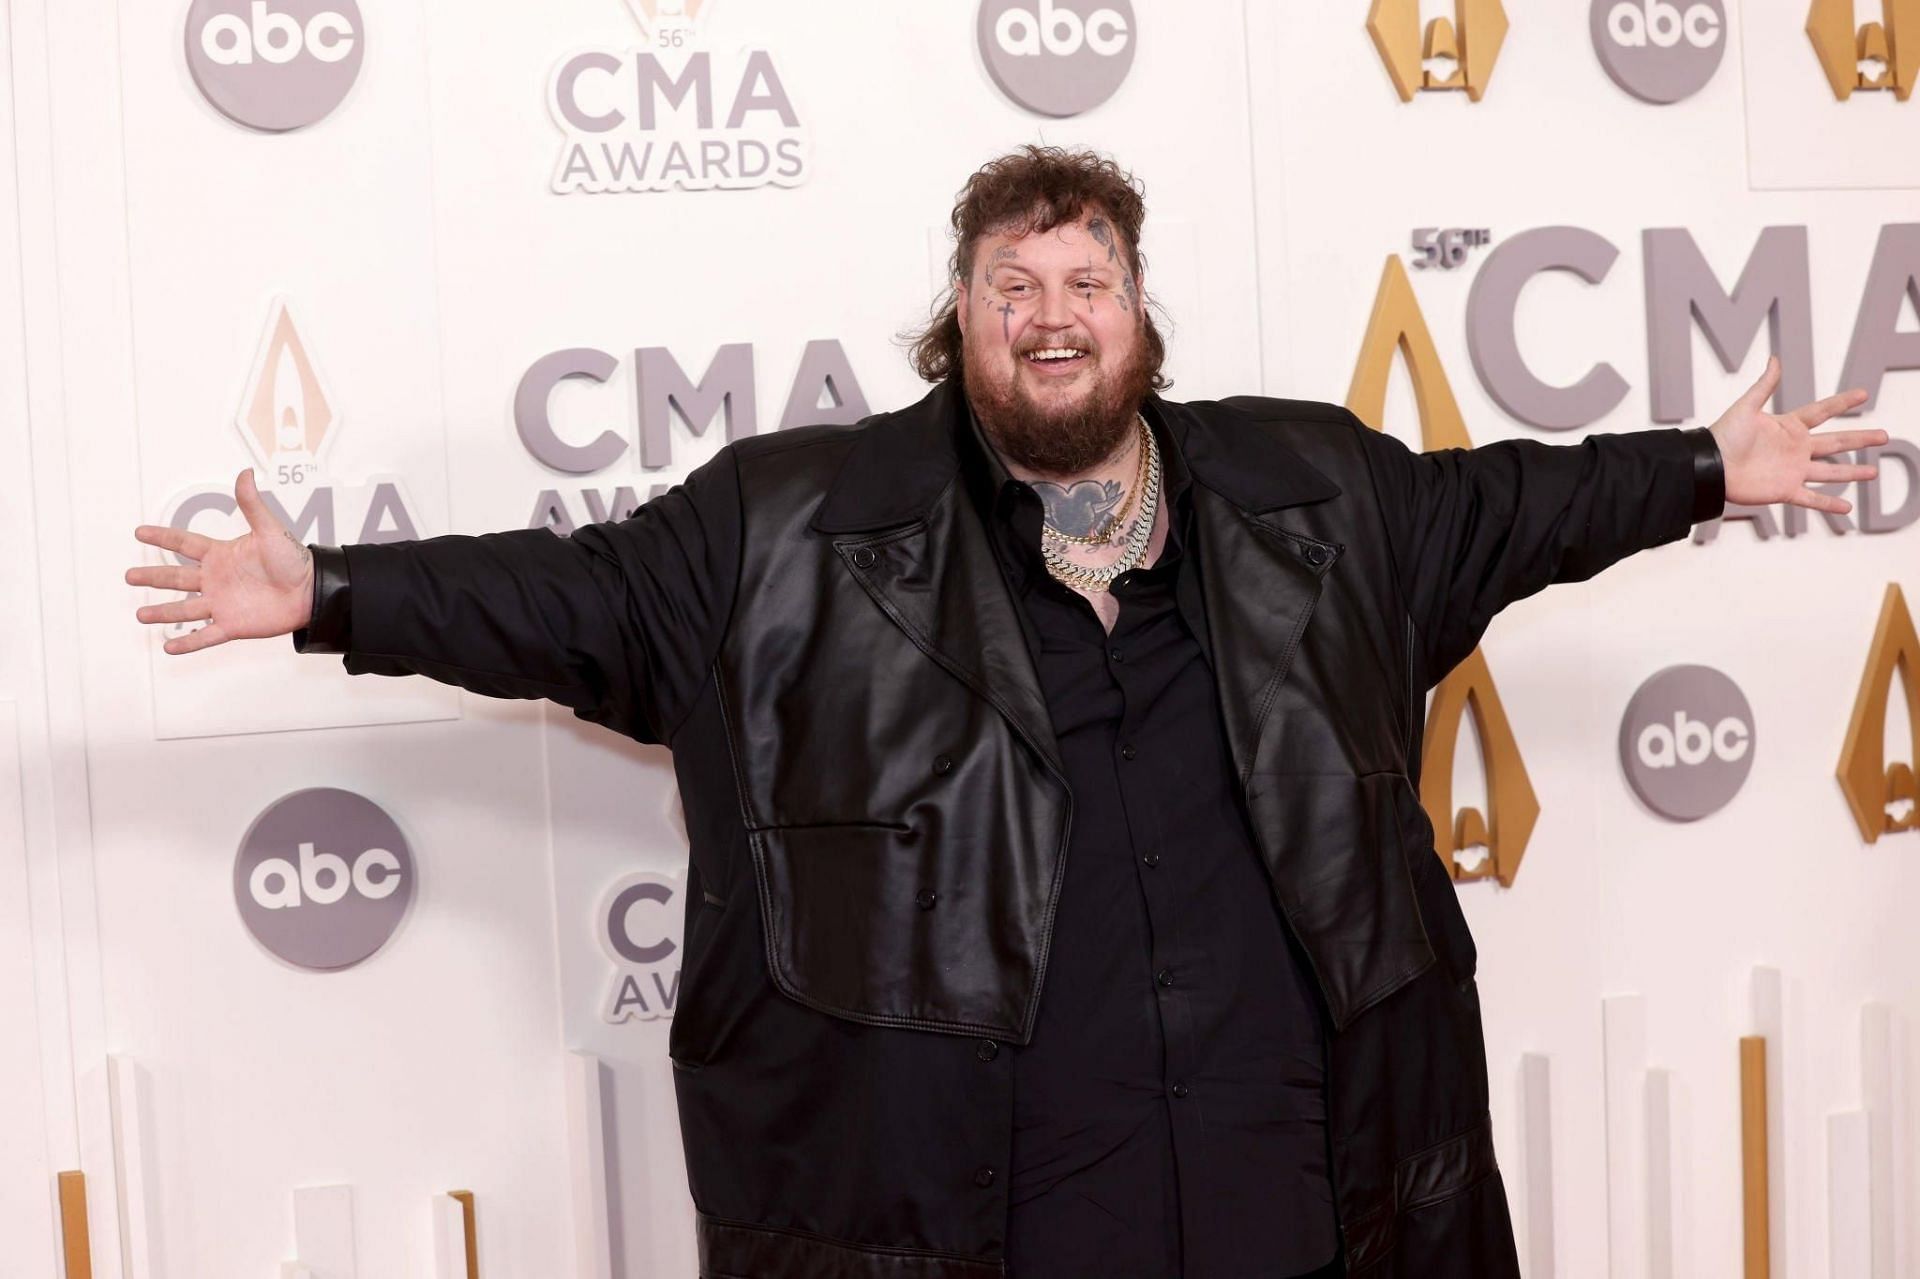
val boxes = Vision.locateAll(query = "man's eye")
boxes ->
[1004,283,1031,295]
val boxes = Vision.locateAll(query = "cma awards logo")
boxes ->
[514,339,868,533]
[185,0,364,132]
[976,0,1136,117]
[1590,0,1727,104]
[548,0,809,194]
[1368,222,1917,546]
[598,870,685,1023]
[158,298,425,619]
[1837,584,1920,842]
[1807,0,1918,101]
[1619,666,1756,820]
[1368,0,1509,102]
[233,788,415,971]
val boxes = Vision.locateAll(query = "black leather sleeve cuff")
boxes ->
[290,544,352,654]
[1682,426,1725,524]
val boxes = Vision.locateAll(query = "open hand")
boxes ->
[126,469,315,654]
[1708,356,1889,515]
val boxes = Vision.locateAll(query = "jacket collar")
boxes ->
[809,378,1341,534]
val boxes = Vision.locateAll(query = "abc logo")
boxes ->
[977,0,1136,118]
[247,841,402,908]
[1590,0,1726,104]
[1635,712,1750,768]
[1619,665,1756,820]
[233,788,415,970]
[185,0,366,132]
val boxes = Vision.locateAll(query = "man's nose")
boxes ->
[1034,282,1076,330]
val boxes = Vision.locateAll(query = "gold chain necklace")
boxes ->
[1040,419,1161,593]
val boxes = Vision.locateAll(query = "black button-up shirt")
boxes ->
[957,405,1342,1279]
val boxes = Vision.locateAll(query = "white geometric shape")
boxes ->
[431,1194,470,1279]
[1647,1067,1675,1279]
[107,1054,158,1279]
[291,1184,356,1279]
[565,1051,614,1279]
[1520,1052,1556,1279]
[1830,1110,1872,1278]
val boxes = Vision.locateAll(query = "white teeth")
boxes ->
[1026,347,1086,361]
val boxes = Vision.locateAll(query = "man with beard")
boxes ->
[127,145,1881,1277]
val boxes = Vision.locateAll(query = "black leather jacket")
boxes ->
[296,378,1723,1277]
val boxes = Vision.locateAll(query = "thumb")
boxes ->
[234,467,280,535]
[1737,354,1780,413]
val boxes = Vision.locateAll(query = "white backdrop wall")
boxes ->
[6,1,1918,1276]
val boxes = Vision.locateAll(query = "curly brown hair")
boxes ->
[904,144,1170,390]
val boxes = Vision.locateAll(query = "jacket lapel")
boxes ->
[1167,398,1435,1030]
[809,380,1064,779]
[1160,396,1345,787]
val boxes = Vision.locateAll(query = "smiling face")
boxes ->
[956,210,1154,477]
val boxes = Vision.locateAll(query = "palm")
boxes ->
[1709,357,1887,514]
[126,468,315,654]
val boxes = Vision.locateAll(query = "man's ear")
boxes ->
[956,280,969,336]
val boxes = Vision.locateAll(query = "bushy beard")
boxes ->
[963,330,1156,477]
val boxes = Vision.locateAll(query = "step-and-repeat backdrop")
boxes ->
[5,0,1918,1275]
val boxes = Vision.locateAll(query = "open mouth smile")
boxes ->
[1022,346,1090,376]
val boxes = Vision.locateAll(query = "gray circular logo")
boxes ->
[234,787,414,970]
[1590,0,1726,104]
[1619,665,1755,820]
[186,0,365,132]
[977,0,1135,118]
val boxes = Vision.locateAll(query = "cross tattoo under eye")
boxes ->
[997,300,1014,341]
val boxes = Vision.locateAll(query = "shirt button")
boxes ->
[1142,851,1160,868]
[1120,744,1138,761]
[1303,543,1330,566]
[976,1039,1000,1062]
[1171,1081,1190,1099]
[1108,647,1124,663]
[932,753,955,776]
[1155,967,1174,988]
[974,1165,996,1188]
[851,546,878,569]
[915,889,938,910]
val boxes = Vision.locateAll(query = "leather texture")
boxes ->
[294,377,1722,1277]
[1682,425,1727,523]
[291,543,352,654]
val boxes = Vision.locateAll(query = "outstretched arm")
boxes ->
[128,450,742,745]
[1352,360,1884,689]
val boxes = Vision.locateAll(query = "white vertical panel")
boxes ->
[0,698,58,1276]
[1646,1068,1673,1279]
[431,1194,470,1279]
[107,1055,157,1279]
[1829,1111,1871,1278]
[1521,1052,1556,1279]
[564,1052,613,1279]
[1603,994,1646,1279]
[291,1185,356,1279]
